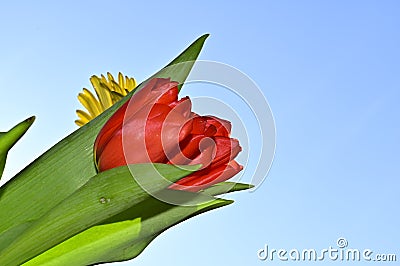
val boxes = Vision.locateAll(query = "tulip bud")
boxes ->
[94,78,242,192]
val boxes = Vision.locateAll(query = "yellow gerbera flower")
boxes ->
[75,72,137,126]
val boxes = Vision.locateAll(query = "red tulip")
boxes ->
[94,78,242,192]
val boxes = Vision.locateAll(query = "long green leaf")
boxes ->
[202,181,255,196]
[0,164,199,266]
[24,191,232,265]
[98,194,233,264]
[150,34,209,90]
[0,34,209,239]
[0,116,35,179]
[21,219,142,266]
[0,220,34,252]
[92,189,232,264]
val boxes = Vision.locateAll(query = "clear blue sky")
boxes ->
[0,1,399,265]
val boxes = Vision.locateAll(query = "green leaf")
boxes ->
[21,219,142,266]
[94,189,232,264]
[101,197,233,264]
[0,164,199,266]
[202,181,254,196]
[0,116,35,179]
[0,221,34,252]
[0,34,209,241]
[31,192,232,266]
[150,34,209,90]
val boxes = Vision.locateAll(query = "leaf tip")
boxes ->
[25,116,36,125]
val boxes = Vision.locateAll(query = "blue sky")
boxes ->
[0,1,399,265]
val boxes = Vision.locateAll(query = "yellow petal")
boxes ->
[75,120,85,127]
[75,72,137,127]
[107,72,115,84]
[76,109,92,121]
[118,72,125,89]
[90,76,113,110]
[78,91,100,117]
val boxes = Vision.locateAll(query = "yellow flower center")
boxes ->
[75,72,137,126]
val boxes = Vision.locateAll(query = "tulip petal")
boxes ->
[94,100,129,162]
[168,134,204,164]
[189,137,216,168]
[210,137,241,167]
[124,78,178,116]
[96,130,125,171]
[205,116,231,136]
[170,160,243,192]
[154,81,179,105]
